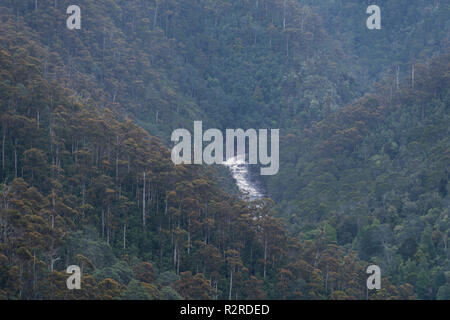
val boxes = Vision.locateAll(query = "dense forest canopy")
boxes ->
[0,0,449,300]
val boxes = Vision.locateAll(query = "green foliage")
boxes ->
[121,280,151,300]
[268,52,450,299]
[0,0,447,300]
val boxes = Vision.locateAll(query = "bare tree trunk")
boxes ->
[51,190,55,229]
[188,224,191,254]
[263,238,267,279]
[33,251,37,293]
[14,144,17,178]
[106,205,110,245]
[81,183,85,217]
[153,4,159,29]
[229,268,233,300]
[116,135,119,186]
[156,192,159,215]
[174,243,177,269]
[123,224,126,249]
[177,250,180,275]
[101,208,105,239]
[286,37,289,58]
[142,171,146,227]
[2,123,6,173]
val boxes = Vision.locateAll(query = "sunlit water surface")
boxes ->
[223,156,265,200]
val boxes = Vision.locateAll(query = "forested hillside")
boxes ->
[266,52,450,299]
[304,0,449,86]
[0,0,448,300]
[1,0,365,135]
[0,15,413,300]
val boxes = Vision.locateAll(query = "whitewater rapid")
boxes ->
[223,156,265,200]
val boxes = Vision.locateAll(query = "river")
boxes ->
[223,156,265,200]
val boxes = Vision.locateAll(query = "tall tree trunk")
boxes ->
[33,251,37,293]
[153,4,159,29]
[142,171,146,228]
[106,205,110,245]
[51,190,55,229]
[81,183,85,217]
[115,135,119,186]
[174,243,177,269]
[123,224,126,249]
[263,238,267,279]
[2,123,6,173]
[101,208,105,239]
[177,250,180,275]
[229,268,233,300]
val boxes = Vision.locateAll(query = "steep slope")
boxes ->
[304,0,449,87]
[267,52,450,299]
[0,11,411,300]
[0,0,448,300]
[1,0,362,135]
